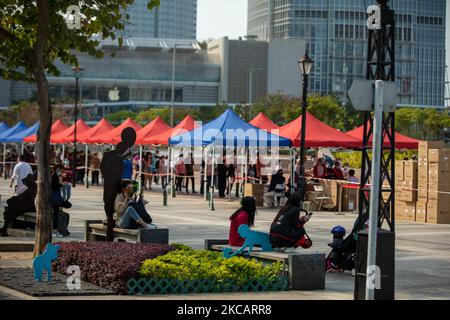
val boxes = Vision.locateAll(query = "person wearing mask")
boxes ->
[175,154,186,192]
[114,181,153,229]
[313,158,326,179]
[229,197,257,246]
[268,166,286,207]
[217,155,228,198]
[342,162,350,180]
[0,173,37,237]
[10,155,33,196]
[347,169,359,183]
[333,161,344,180]
[61,159,73,201]
[269,192,313,250]
[90,153,101,186]
[185,156,196,194]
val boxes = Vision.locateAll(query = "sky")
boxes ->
[197,0,248,41]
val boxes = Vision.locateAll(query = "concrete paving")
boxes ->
[1,183,450,300]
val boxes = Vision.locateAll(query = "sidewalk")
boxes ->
[1,184,450,300]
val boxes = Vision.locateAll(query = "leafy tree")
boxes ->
[0,0,159,255]
[307,95,345,129]
[135,108,170,125]
[106,110,137,125]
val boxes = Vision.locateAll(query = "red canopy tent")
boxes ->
[51,119,91,144]
[85,118,141,145]
[24,119,68,143]
[249,112,279,132]
[77,118,115,143]
[346,122,419,149]
[135,116,170,145]
[142,115,197,145]
[279,112,361,148]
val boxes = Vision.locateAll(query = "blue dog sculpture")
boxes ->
[33,243,60,282]
[223,224,273,258]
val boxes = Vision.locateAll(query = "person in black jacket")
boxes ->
[269,192,312,249]
[0,173,37,237]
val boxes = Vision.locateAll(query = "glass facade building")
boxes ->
[123,0,197,39]
[248,0,446,106]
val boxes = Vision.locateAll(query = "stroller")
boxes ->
[326,218,361,272]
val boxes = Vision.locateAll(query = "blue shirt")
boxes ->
[122,159,133,180]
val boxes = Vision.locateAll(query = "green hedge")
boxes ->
[333,150,418,169]
[139,244,284,286]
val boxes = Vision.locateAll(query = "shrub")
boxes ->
[53,242,174,294]
[139,248,284,286]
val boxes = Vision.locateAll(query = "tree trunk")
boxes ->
[33,0,52,257]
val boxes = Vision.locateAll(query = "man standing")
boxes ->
[10,155,33,196]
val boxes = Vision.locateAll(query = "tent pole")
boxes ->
[84,144,89,189]
[170,146,176,198]
[3,143,6,180]
[290,148,294,194]
[21,142,24,154]
[240,147,245,197]
[138,145,143,194]
[209,145,215,211]
[203,146,207,201]
[62,144,65,162]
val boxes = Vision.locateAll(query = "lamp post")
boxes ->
[170,44,177,127]
[72,66,84,187]
[297,51,314,201]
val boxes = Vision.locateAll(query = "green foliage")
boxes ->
[395,108,449,141]
[333,150,418,169]
[139,249,283,285]
[105,110,136,125]
[135,108,171,125]
[0,0,160,82]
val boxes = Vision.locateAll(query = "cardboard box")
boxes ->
[395,201,405,221]
[428,149,450,163]
[395,160,404,184]
[404,201,416,221]
[427,195,450,224]
[398,182,417,202]
[403,160,418,186]
[428,163,450,200]
[244,183,264,206]
[416,201,427,223]
[418,141,445,162]
[341,188,358,211]
[418,161,428,200]
[319,180,339,208]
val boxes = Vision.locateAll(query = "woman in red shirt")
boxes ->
[228,197,257,246]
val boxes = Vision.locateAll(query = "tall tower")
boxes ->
[124,0,197,39]
[247,0,446,106]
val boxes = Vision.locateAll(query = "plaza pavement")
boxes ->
[1,182,450,300]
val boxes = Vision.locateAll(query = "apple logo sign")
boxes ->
[108,87,120,101]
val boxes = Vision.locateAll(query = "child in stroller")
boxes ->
[326,225,357,273]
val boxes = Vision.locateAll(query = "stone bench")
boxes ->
[84,220,169,244]
[205,239,325,291]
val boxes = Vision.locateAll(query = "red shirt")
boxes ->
[229,210,249,246]
[333,167,344,180]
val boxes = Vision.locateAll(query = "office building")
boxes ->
[123,0,197,39]
[248,0,447,106]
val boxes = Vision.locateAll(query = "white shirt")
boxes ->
[12,161,33,194]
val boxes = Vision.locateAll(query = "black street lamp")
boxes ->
[297,51,314,201]
[72,66,84,187]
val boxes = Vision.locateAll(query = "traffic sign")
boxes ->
[348,80,397,112]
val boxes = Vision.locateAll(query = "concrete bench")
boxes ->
[84,220,169,244]
[16,212,37,224]
[205,239,325,291]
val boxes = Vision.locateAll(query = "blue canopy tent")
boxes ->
[169,109,291,210]
[0,122,10,134]
[169,109,291,147]
[3,122,39,143]
[0,121,29,142]
[0,121,29,177]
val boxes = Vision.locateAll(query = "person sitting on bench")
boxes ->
[228,196,256,246]
[269,192,313,250]
[0,173,37,237]
[114,180,154,229]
